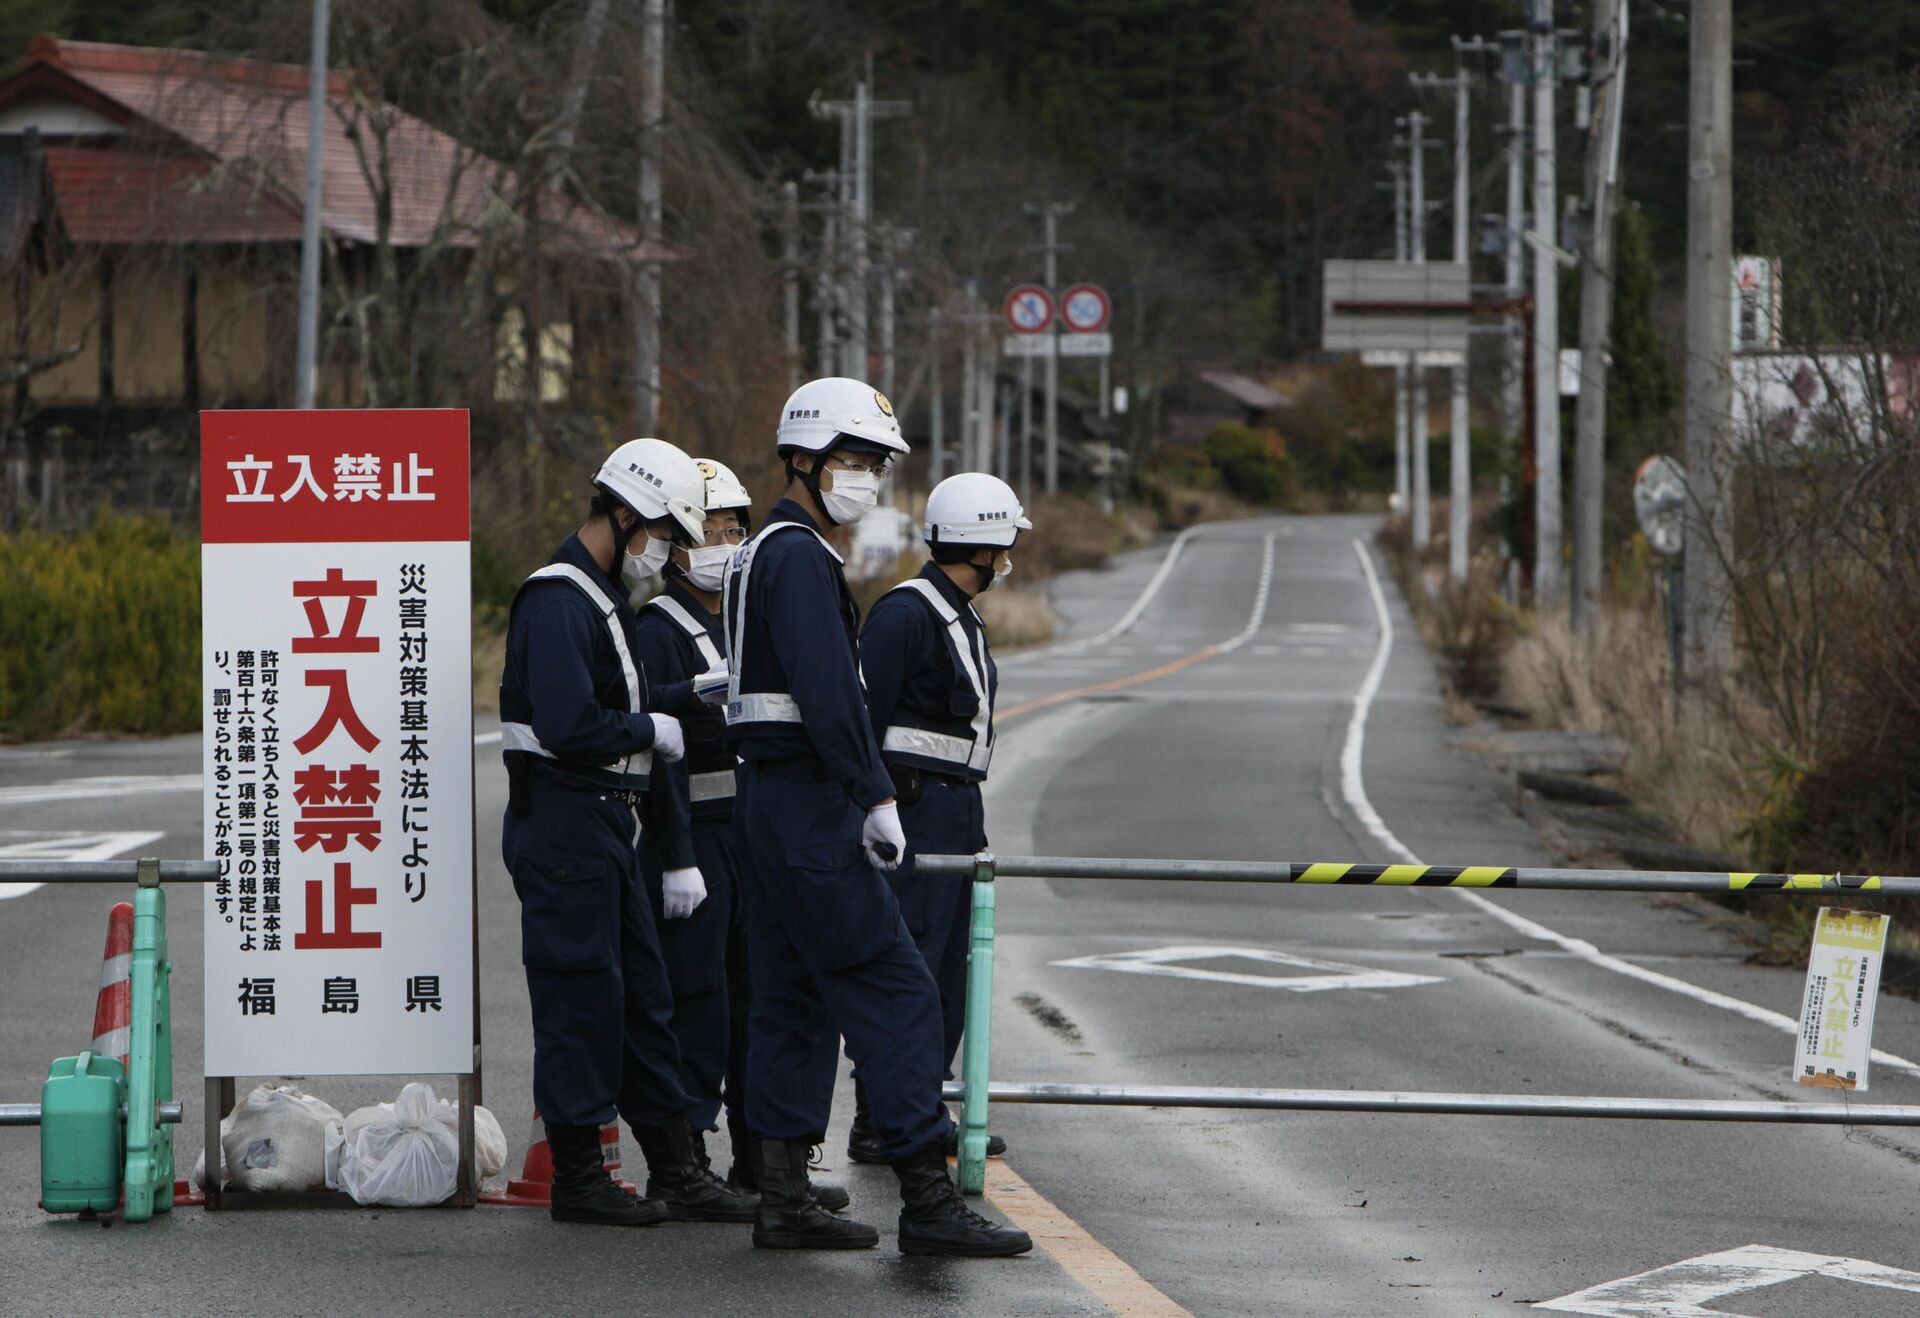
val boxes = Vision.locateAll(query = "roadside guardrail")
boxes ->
[920,852,1920,1194]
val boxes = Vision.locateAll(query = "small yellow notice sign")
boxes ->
[1794,907,1891,1091]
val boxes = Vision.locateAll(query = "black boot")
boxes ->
[634,1112,759,1223]
[751,1138,879,1250]
[942,1121,1007,1158]
[892,1142,1032,1257]
[846,1077,887,1165]
[727,1114,850,1212]
[547,1124,667,1227]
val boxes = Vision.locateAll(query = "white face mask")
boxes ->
[976,552,1013,593]
[622,533,672,590]
[682,544,735,593]
[820,468,881,525]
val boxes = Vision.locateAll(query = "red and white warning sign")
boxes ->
[1059,282,1112,333]
[1004,283,1055,334]
[199,410,474,1076]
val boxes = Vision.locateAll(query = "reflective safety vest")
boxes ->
[722,519,847,735]
[876,577,994,781]
[500,563,652,790]
[641,592,738,806]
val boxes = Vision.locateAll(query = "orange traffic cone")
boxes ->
[480,1112,630,1206]
[90,902,134,1070]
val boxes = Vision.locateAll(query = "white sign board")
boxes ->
[200,410,475,1077]
[1732,255,1782,353]
[1003,332,1112,359]
[1793,906,1889,1090]
[1359,349,1466,368]
[1321,259,1472,355]
[1058,332,1112,357]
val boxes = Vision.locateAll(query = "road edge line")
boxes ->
[984,1159,1196,1318]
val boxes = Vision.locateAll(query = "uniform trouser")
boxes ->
[640,811,750,1132]
[502,776,695,1130]
[892,777,987,1076]
[733,762,951,1161]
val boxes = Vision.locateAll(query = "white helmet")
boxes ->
[694,457,752,516]
[924,472,1032,549]
[775,376,909,459]
[594,438,706,543]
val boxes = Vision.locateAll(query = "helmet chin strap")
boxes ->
[609,507,641,560]
[794,454,841,526]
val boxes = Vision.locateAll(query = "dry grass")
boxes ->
[1504,608,1778,863]
[975,582,1058,650]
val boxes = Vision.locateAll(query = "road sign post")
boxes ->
[1003,284,1054,335]
[198,409,479,1207]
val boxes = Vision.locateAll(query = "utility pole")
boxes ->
[1020,347,1035,500]
[1406,109,1431,552]
[1683,0,1733,676]
[879,226,898,397]
[781,180,801,390]
[1530,0,1562,607]
[1571,0,1628,635]
[293,0,328,409]
[1502,33,1527,505]
[1389,157,1410,513]
[811,73,909,387]
[929,306,945,482]
[633,0,665,434]
[959,302,977,472]
[1026,201,1074,495]
[1417,48,1484,583]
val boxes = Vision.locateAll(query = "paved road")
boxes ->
[4,513,1920,1316]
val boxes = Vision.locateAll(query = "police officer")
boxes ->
[724,377,1031,1257]
[632,458,851,1212]
[499,438,756,1227]
[848,472,1028,1165]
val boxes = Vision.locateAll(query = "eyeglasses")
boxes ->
[703,525,749,546]
[828,454,895,479]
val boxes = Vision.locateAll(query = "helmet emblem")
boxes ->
[873,391,895,417]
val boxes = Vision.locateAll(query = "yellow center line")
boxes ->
[983,1159,1196,1317]
[975,644,1225,1315]
[997,644,1223,725]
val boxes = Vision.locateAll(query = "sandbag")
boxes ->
[333,1082,505,1207]
[192,1084,342,1193]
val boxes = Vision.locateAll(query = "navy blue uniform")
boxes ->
[723,500,950,1159]
[861,564,996,1074]
[633,579,750,1134]
[498,534,696,1131]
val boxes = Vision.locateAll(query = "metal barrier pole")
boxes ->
[0,859,219,885]
[956,854,999,1196]
[915,853,1920,896]
[122,858,175,1222]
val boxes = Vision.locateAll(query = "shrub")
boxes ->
[1201,422,1295,505]
[0,512,201,739]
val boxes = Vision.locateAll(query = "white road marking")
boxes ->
[0,774,201,806]
[0,830,166,900]
[1215,535,1276,654]
[1052,944,1442,993]
[1341,537,1920,1081]
[1284,623,1352,635]
[1536,1243,1920,1317]
[1296,645,1329,658]
[999,523,1210,667]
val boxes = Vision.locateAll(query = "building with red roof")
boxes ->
[1,33,663,485]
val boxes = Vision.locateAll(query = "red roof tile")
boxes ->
[17,35,653,257]
[45,145,304,244]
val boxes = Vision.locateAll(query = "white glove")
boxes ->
[647,713,685,762]
[662,866,707,919]
[693,668,731,706]
[862,801,906,872]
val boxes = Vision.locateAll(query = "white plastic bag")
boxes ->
[334,1082,461,1207]
[193,1084,341,1193]
[330,1090,508,1192]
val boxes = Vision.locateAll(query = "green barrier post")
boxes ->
[122,859,175,1222]
[957,854,998,1196]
